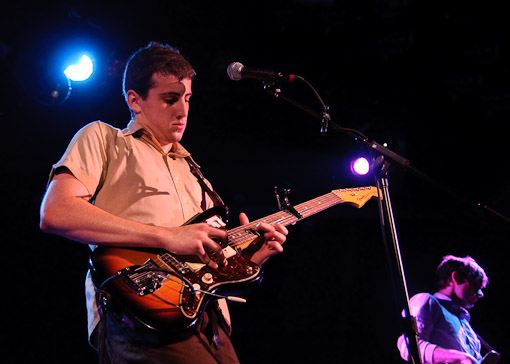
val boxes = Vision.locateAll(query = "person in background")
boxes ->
[397,255,492,364]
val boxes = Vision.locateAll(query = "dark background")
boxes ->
[1,1,509,363]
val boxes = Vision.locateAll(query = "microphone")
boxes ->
[227,62,296,82]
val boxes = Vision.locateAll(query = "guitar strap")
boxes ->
[185,156,226,210]
[185,156,229,349]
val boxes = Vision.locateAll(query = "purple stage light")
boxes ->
[351,157,370,176]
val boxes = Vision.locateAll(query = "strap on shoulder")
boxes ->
[185,156,226,209]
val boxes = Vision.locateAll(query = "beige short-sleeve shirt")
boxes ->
[51,120,212,228]
[50,120,222,338]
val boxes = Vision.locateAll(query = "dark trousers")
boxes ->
[93,306,240,364]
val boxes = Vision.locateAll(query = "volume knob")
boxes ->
[201,273,214,284]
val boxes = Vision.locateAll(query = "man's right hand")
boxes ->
[433,348,481,364]
[41,169,227,269]
[162,223,228,269]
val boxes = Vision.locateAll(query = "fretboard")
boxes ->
[227,191,344,248]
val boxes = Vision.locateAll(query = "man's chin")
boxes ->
[464,301,476,309]
[166,132,184,144]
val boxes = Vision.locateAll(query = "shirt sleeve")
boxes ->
[48,121,109,197]
[397,293,439,364]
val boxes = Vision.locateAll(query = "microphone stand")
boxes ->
[261,77,510,364]
[263,76,331,135]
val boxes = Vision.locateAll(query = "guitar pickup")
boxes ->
[185,245,239,272]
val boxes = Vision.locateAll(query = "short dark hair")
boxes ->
[435,255,489,289]
[122,41,195,102]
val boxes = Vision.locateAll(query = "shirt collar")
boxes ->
[122,119,191,158]
[122,119,143,136]
[434,292,471,321]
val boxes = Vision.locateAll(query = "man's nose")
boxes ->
[175,99,188,118]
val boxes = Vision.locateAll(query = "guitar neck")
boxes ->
[227,191,344,248]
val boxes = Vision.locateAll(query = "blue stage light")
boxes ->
[64,54,94,81]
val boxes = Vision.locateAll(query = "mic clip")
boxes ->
[321,106,331,135]
[274,186,302,219]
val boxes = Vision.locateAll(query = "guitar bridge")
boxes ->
[118,259,165,296]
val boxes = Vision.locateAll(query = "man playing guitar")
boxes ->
[40,41,288,364]
[397,255,499,364]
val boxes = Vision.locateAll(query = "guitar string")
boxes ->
[126,196,343,282]
[227,187,376,246]
[112,193,342,303]
[226,185,377,247]
[227,192,344,247]
[103,189,373,305]
[227,193,342,244]
[118,189,370,285]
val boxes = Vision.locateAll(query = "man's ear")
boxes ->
[452,271,464,285]
[126,90,142,114]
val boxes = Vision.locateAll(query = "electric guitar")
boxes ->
[89,186,380,332]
